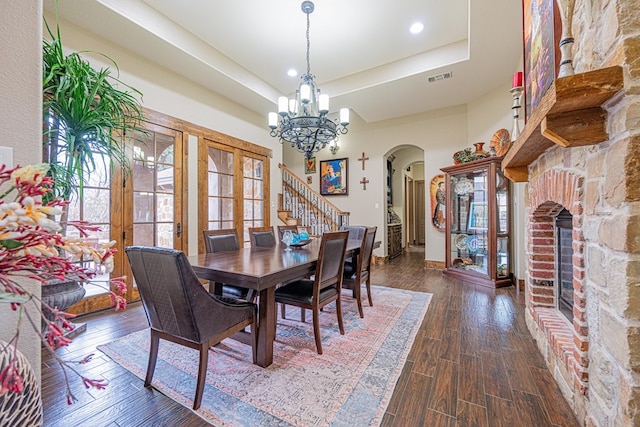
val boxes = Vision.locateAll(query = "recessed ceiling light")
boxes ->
[287,68,298,77]
[410,22,424,34]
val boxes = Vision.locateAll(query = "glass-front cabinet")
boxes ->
[441,156,513,288]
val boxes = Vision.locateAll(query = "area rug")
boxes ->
[99,286,431,426]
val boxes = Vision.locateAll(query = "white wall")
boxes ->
[0,0,43,378]
[282,84,524,266]
[285,105,469,261]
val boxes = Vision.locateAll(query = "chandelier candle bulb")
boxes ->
[278,97,289,114]
[300,84,311,102]
[268,112,278,128]
[340,108,350,126]
[319,94,329,113]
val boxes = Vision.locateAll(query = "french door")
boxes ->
[120,123,186,302]
[67,122,185,314]
[201,139,270,249]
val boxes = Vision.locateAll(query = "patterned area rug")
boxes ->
[99,286,431,426]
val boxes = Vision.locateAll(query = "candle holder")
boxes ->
[510,86,524,142]
[556,0,576,77]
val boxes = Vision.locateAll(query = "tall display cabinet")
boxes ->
[441,156,513,288]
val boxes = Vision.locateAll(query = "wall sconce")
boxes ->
[329,139,340,155]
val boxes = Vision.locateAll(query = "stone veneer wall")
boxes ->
[523,0,640,425]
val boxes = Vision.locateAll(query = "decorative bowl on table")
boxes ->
[290,239,313,248]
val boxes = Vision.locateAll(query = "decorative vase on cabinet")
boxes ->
[441,156,514,288]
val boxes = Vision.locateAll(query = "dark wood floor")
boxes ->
[41,248,579,427]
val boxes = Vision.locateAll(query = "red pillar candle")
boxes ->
[512,71,523,88]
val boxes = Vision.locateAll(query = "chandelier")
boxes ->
[268,1,349,160]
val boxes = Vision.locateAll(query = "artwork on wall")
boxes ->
[430,174,446,232]
[522,0,561,120]
[320,158,348,196]
[307,176,312,184]
[305,157,316,174]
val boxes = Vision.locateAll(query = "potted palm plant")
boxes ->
[40,15,146,328]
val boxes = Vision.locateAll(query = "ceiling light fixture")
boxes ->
[268,1,349,159]
[410,22,424,34]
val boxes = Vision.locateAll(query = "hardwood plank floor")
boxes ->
[42,248,579,426]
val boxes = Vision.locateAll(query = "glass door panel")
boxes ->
[242,155,265,245]
[496,167,509,278]
[64,152,113,310]
[449,168,489,277]
[206,146,235,231]
[130,128,178,249]
[123,123,184,302]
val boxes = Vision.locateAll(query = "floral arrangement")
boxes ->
[0,163,126,403]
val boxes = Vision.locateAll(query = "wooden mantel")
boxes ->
[502,66,624,182]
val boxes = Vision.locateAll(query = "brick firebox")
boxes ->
[527,169,589,397]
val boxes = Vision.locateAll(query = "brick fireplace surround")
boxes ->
[522,1,640,425]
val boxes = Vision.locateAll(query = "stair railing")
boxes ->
[279,163,349,235]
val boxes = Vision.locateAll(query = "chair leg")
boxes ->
[301,307,306,322]
[366,277,373,306]
[281,302,286,319]
[336,296,345,335]
[354,282,364,318]
[312,307,323,355]
[193,344,209,410]
[145,331,160,387]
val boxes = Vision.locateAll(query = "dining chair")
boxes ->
[202,229,254,301]
[339,225,367,265]
[248,226,277,247]
[342,226,377,318]
[339,225,367,241]
[274,230,349,354]
[125,246,258,410]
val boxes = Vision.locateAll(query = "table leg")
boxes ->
[256,287,275,367]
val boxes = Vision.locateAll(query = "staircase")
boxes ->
[278,163,349,235]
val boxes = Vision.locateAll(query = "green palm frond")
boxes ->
[42,11,146,202]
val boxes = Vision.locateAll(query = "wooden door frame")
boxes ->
[416,180,426,245]
[404,175,415,245]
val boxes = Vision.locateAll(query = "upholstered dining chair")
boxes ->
[248,226,277,247]
[274,230,349,354]
[339,225,367,241]
[342,226,377,318]
[125,246,258,410]
[202,229,254,301]
[339,225,367,265]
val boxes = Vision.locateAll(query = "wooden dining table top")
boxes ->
[187,238,365,291]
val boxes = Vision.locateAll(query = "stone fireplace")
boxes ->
[519,1,640,425]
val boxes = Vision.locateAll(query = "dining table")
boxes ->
[187,237,370,367]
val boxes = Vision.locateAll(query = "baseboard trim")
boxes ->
[373,255,388,264]
[425,260,445,269]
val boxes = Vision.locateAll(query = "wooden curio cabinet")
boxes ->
[441,156,513,288]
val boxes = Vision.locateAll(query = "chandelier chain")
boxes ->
[306,11,311,77]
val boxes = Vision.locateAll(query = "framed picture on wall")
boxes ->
[522,0,561,120]
[430,174,446,232]
[320,158,348,196]
[305,157,316,174]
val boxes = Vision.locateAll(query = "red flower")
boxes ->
[0,164,127,404]
[0,362,24,396]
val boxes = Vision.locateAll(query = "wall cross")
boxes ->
[358,152,369,170]
[360,177,369,190]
